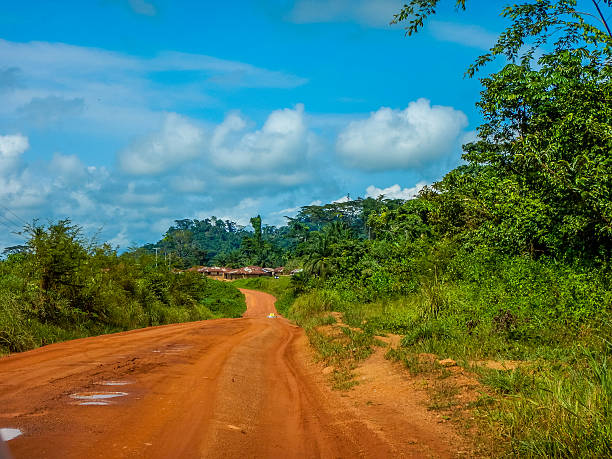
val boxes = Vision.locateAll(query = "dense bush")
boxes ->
[0,220,246,355]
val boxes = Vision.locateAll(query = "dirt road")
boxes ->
[0,289,463,458]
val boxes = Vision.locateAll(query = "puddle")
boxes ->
[0,428,23,441]
[96,380,132,386]
[165,345,192,353]
[70,391,128,400]
[78,401,110,406]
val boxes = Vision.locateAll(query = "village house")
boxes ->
[199,266,230,277]
[223,266,274,280]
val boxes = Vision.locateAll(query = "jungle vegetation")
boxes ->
[0,219,246,355]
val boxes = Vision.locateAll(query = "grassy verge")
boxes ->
[297,277,612,457]
[288,290,380,390]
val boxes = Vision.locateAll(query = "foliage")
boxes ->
[392,0,612,76]
[0,220,246,355]
[141,215,290,269]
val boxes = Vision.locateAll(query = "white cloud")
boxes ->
[0,133,29,174]
[119,113,206,175]
[429,21,497,50]
[0,133,29,158]
[461,130,479,145]
[210,104,316,186]
[365,182,426,200]
[333,195,351,203]
[289,0,401,27]
[0,39,307,137]
[154,51,308,89]
[49,152,88,184]
[197,197,265,227]
[336,98,468,171]
[119,183,163,205]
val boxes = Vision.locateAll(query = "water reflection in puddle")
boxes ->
[96,380,132,386]
[78,401,110,406]
[70,391,128,400]
[0,428,23,441]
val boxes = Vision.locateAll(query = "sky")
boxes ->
[0,0,509,250]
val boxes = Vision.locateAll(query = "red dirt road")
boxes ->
[0,289,462,458]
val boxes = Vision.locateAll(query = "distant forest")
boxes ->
[139,197,405,269]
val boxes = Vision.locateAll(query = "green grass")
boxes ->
[289,258,612,456]
[287,290,379,390]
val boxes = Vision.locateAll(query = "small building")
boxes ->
[199,266,230,277]
[223,266,274,280]
[186,266,204,273]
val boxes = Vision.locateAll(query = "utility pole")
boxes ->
[154,247,159,267]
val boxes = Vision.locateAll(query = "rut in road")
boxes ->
[0,288,464,458]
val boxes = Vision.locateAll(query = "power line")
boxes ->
[0,214,22,233]
[0,203,27,226]
[0,219,27,241]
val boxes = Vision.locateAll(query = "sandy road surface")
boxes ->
[0,289,461,458]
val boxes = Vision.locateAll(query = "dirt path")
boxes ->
[0,289,466,458]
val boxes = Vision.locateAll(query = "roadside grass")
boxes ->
[288,290,380,390]
[292,259,612,457]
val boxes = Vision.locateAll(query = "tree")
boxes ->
[24,220,88,293]
[392,1,612,76]
[392,0,612,260]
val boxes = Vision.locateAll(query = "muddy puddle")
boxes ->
[96,380,132,386]
[0,428,23,441]
[70,391,128,401]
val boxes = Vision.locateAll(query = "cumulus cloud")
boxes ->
[0,133,29,158]
[210,104,316,186]
[429,21,497,50]
[0,133,29,174]
[49,152,88,184]
[333,195,351,203]
[336,98,468,171]
[365,182,426,200]
[119,113,206,175]
[289,0,401,27]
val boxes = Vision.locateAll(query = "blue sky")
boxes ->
[0,0,508,249]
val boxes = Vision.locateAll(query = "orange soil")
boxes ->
[0,289,469,458]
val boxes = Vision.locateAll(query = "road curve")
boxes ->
[0,289,453,458]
